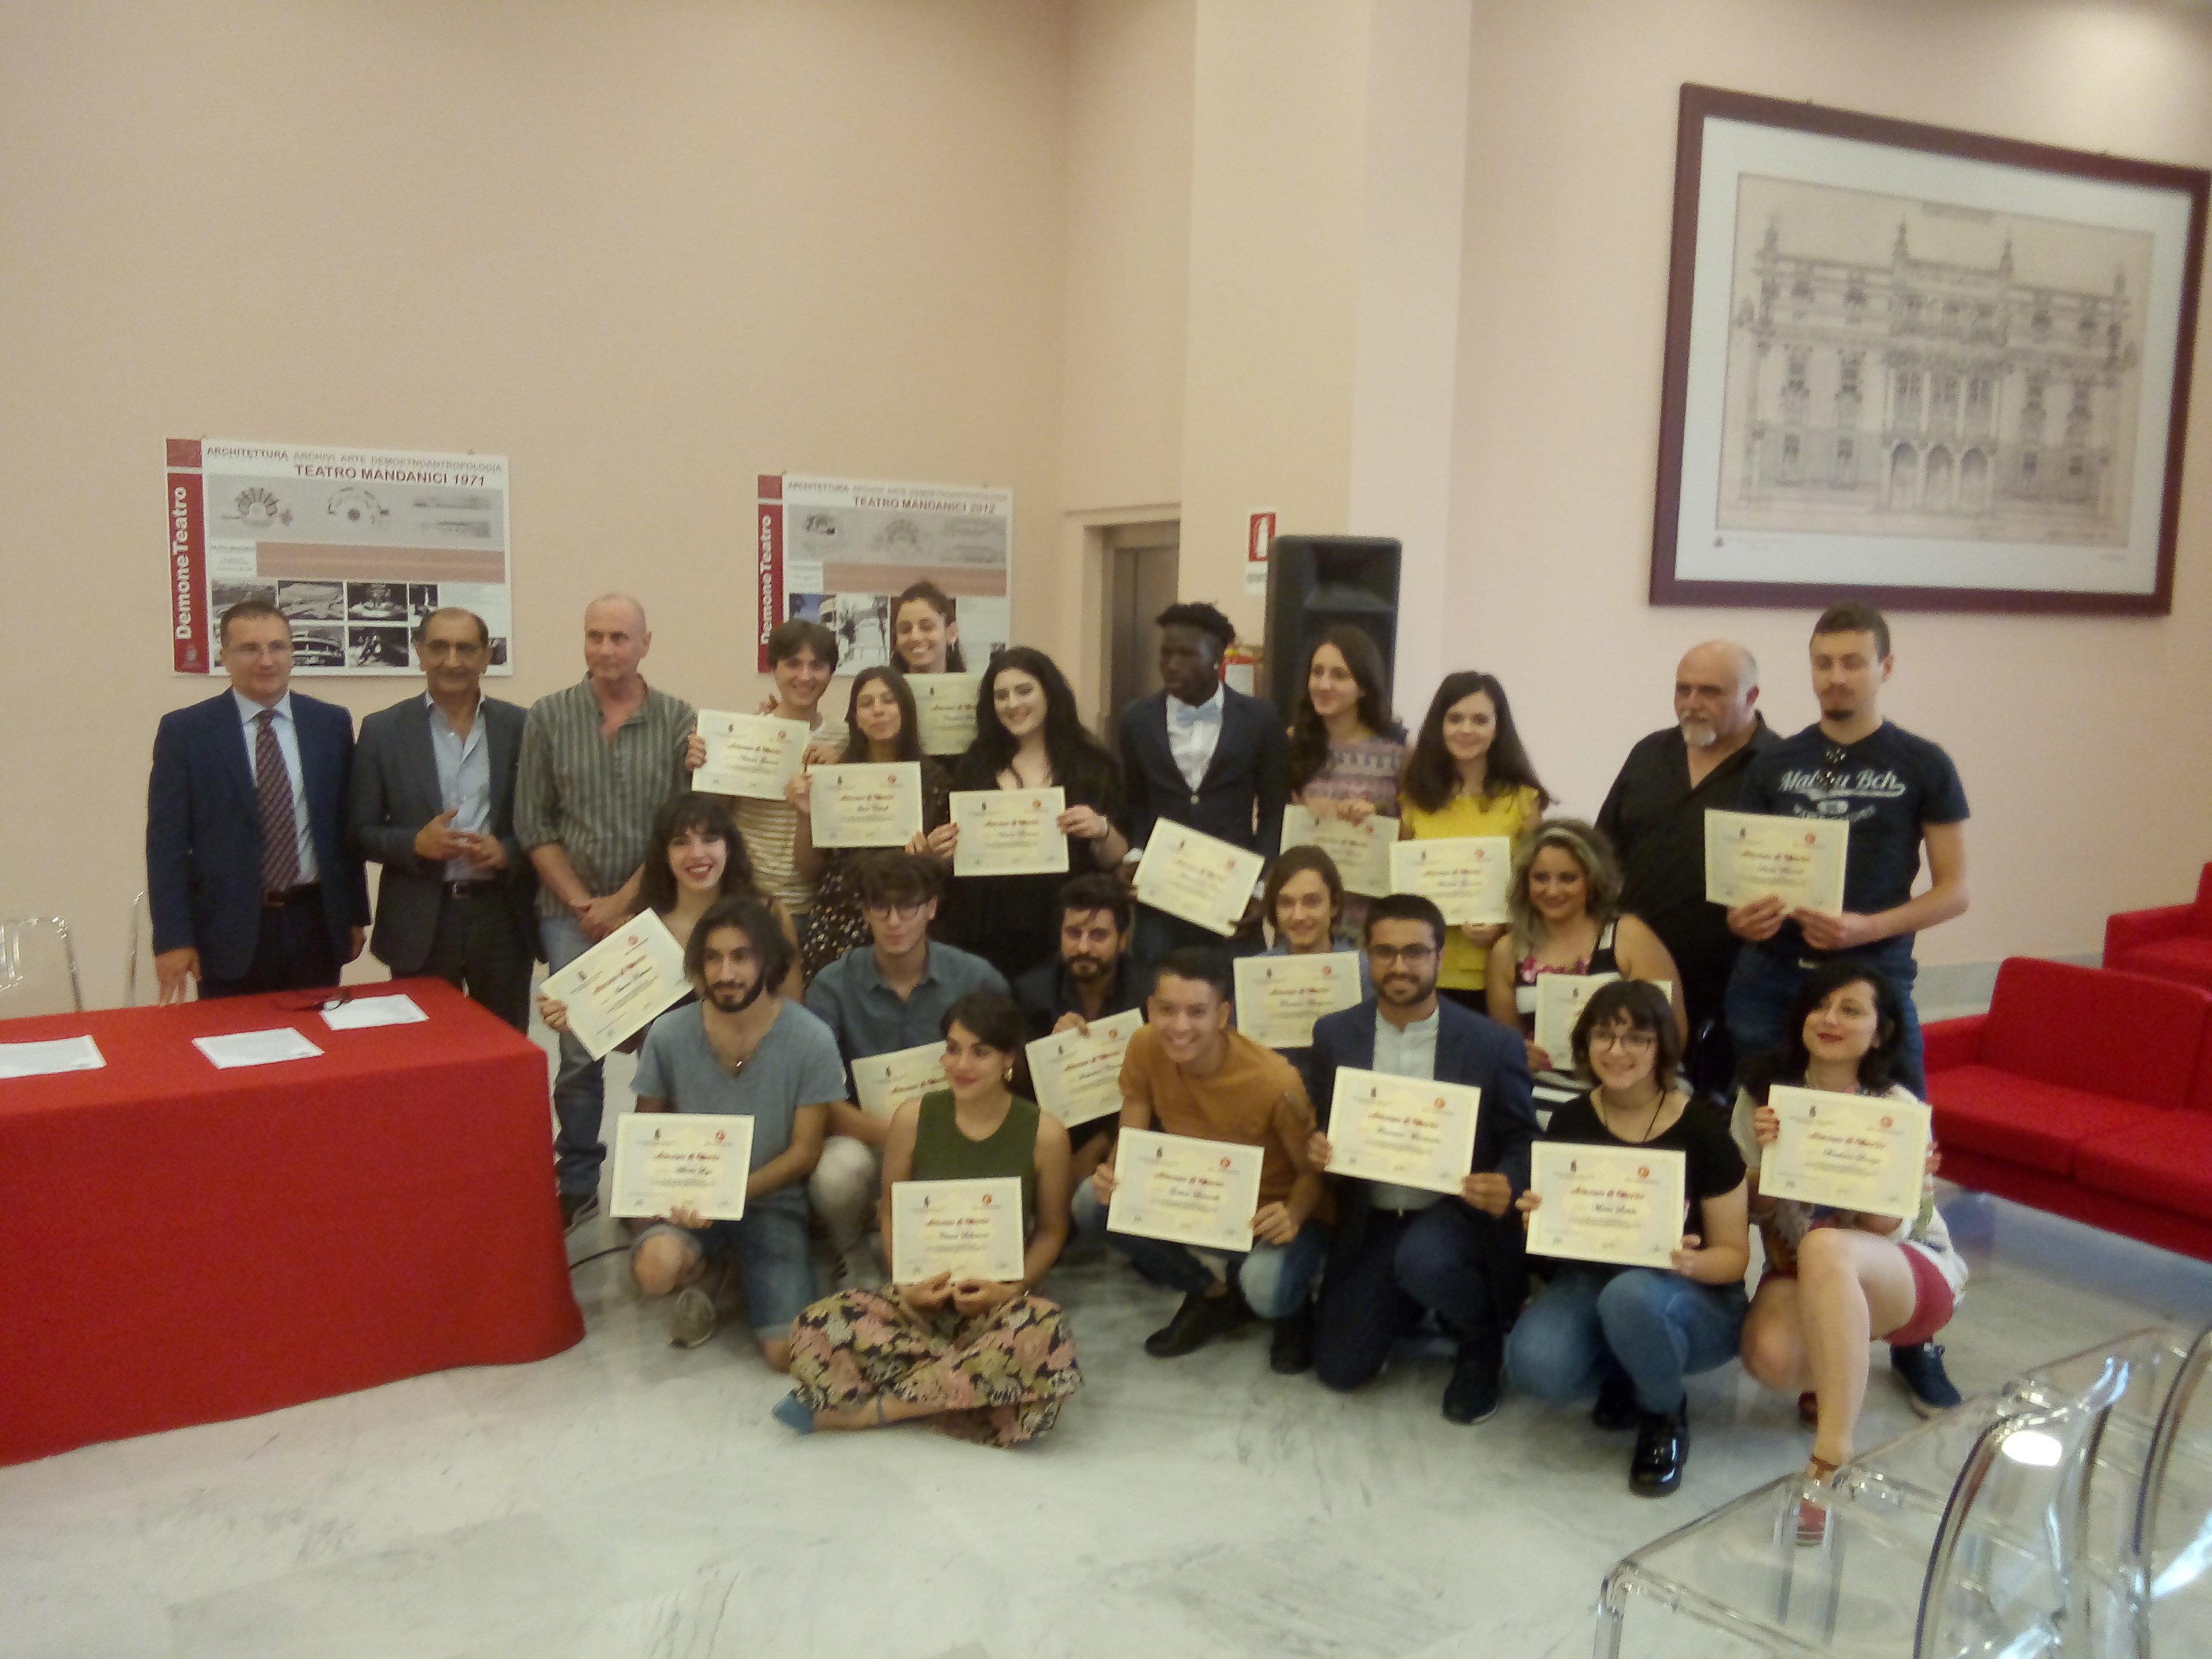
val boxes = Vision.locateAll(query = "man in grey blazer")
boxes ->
[348,607,538,1028]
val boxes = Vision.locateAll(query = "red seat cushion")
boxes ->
[1928,1065,2167,1176]
[1980,958,2209,1107]
[2112,938,2212,996]
[2077,1115,2212,1221]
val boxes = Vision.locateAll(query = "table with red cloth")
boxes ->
[0,978,583,1466]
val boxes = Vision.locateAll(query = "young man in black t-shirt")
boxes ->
[1723,603,1969,1094]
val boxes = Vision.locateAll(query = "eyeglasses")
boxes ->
[1589,1028,1657,1054]
[864,900,930,920]
[1368,945,1437,966]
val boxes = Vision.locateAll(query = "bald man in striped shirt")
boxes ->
[516,593,697,1230]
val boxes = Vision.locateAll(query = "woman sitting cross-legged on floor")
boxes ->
[1731,959,1965,1541]
[777,991,1082,1446]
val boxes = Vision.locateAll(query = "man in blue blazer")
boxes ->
[148,600,370,1000]
[1303,893,1538,1424]
[348,607,538,1029]
[1117,600,1290,960]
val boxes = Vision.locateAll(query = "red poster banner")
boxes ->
[168,464,209,674]
[756,473,784,672]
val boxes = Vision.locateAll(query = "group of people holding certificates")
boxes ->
[230,576,1971,1490]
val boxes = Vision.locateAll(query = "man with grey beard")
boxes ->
[1595,640,1777,1095]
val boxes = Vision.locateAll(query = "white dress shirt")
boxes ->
[426,693,491,880]
[1166,682,1225,792]
[1369,1006,1442,1213]
[232,689,319,882]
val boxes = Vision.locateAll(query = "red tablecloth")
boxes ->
[0,979,583,1465]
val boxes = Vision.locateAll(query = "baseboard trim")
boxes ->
[1916,950,2100,1023]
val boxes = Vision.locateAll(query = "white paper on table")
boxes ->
[1703,811,1849,914]
[949,788,1068,878]
[0,1035,106,1079]
[1526,1141,1687,1271]
[1278,804,1399,899]
[1107,1128,1265,1253]
[694,710,812,800]
[319,993,429,1031]
[808,762,924,848]
[1389,836,1512,926]
[1326,1068,1482,1195]
[1233,952,1365,1050]
[889,1176,1027,1284]
[1134,822,1265,937]
[1025,1007,1144,1128]
[851,1040,949,1121]
[609,1112,754,1221]
[1761,1086,1931,1218]
[539,910,690,1060]
[909,673,983,756]
[192,1027,325,1069]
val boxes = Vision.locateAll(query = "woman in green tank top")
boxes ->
[779,991,1082,1446]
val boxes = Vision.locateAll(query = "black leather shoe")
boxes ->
[1441,1336,1502,1425]
[1630,1404,1688,1496]
[1592,1371,1639,1431]
[1145,1290,1236,1358]
[1269,1303,1314,1374]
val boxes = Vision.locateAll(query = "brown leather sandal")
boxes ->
[1797,1454,1841,1547]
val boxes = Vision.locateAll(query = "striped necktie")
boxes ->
[255,710,304,891]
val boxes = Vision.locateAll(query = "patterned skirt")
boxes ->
[785,1288,1082,1447]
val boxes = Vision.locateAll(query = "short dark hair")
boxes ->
[855,848,942,909]
[769,617,840,670]
[1814,601,1890,660]
[1744,959,1909,1102]
[683,895,794,996]
[1155,601,1235,651]
[1154,946,1234,1004]
[411,606,490,647]
[1058,872,1132,935]
[1264,845,1345,928]
[1569,979,1683,1093]
[1363,892,1448,953]
[941,989,1027,1056]
[218,598,289,646]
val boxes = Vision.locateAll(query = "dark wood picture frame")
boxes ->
[1651,83,2207,615]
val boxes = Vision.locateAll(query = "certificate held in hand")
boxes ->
[1233,952,1364,1050]
[1389,837,1512,926]
[539,909,691,1060]
[1025,1007,1144,1128]
[1134,823,1265,938]
[1527,1142,1687,1271]
[809,762,924,848]
[890,1177,1027,1284]
[1761,1086,1931,1219]
[1704,811,1848,914]
[852,1040,950,1121]
[1108,1128,1265,1253]
[1279,804,1397,899]
[909,673,983,757]
[695,710,811,800]
[1327,1069,1481,1195]
[951,787,1068,877]
[609,1112,755,1221]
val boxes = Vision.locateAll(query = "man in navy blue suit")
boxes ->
[1117,600,1290,961]
[148,599,370,1001]
[1303,893,1537,1424]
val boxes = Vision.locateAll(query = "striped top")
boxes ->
[514,678,697,918]
[731,714,848,916]
[1295,732,1406,817]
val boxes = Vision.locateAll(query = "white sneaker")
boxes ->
[834,1240,886,1292]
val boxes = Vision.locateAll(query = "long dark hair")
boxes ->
[637,792,761,916]
[1742,960,1909,1103]
[1286,626,1399,792]
[1399,670,1550,816]
[895,581,965,673]
[838,665,926,765]
[959,647,1118,796]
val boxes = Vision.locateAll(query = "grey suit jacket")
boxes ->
[348,693,538,972]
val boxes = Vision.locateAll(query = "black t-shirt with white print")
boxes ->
[1736,720,1968,960]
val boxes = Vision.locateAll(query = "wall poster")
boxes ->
[167,438,513,674]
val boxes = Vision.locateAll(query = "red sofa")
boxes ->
[1925,956,2212,1261]
[2106,863,2212,995]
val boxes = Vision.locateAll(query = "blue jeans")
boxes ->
[631,1203,819,1336]
[1505,1267,1748,1416]
[1073,1181,1326,1319]
[541,912,607,1197]
[1725,943,1925,1094]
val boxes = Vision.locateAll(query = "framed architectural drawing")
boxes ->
[1651,84,2207,615]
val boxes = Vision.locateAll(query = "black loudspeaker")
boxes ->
[1261,535,1401,726]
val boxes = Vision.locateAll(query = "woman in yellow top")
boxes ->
[1397,670,1551,1010]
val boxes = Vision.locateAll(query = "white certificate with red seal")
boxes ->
[1107,1128,1264,1252]
[1527,1142,1687,1271]
[609,1112,754,1221]
[1761,1086,1929,1218]
[889,1176,1026,1283]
